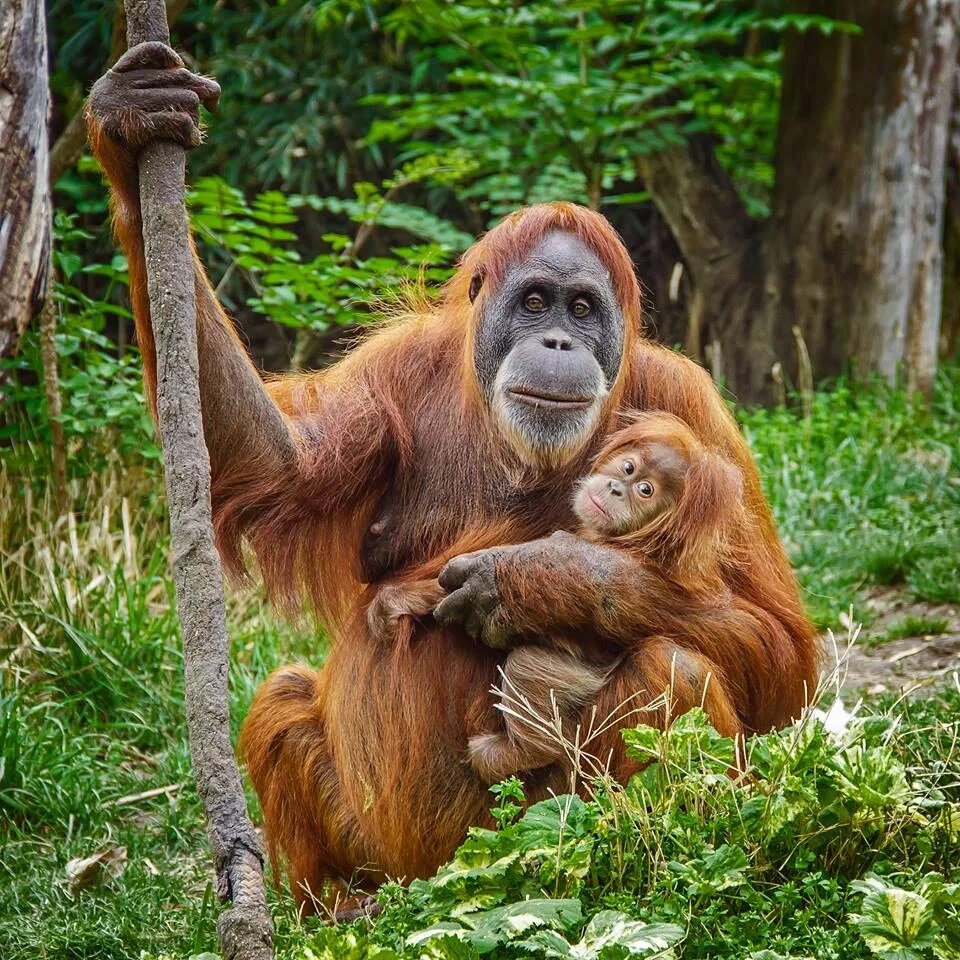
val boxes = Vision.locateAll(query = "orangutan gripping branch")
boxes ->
[369,412,764,783]
[87,42,818,911]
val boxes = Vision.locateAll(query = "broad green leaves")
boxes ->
[522,910,682,958]
[850,876,960,960]
[295,702,960,960]
[187,155,474,335]
[407,901,683,959]
[407,899,584,954]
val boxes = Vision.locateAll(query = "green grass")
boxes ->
[0,451,317,959]
[1,366,959,958]
[739,367,960,629]
[875,615,952,644]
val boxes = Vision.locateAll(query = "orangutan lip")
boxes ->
[509,388,593,410]
[586,489,610,518]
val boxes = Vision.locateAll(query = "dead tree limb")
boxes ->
[121,1,273,956]
[0,0,52,360]
[38,258,68,513]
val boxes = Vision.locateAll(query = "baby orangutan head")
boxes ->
[573,434,682,536]
[572,412,746,579]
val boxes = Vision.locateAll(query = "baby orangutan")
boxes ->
[367,412,744,782]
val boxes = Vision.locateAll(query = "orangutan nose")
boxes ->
[608,478,625,498]
[541,328,574,351]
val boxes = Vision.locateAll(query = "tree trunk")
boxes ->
[636,138,770,400]
[0,0,51,360]
[942,60,960,360]
[771,0,959,396]
[121,0,274,955]
[638,1,958,404]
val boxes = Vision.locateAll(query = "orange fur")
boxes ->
[88,104,817,913]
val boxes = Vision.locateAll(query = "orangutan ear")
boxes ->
[469,271,484,303]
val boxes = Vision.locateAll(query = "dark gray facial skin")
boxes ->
[473,232,626,468]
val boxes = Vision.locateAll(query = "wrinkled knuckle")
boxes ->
[433,597,455,626]
[145,40,183,66]
[438,559,467,590]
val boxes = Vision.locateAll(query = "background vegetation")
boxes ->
[1,1,959,958]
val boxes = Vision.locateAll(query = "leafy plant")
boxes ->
[0,213,156,471]
[850,875,960,960]
[342,0,855,217]
[274,698,960,960]
[188,152,475,339]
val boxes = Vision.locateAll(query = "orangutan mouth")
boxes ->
[509,388,594,410]
[586,488,610,519]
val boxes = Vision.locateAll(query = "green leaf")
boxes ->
[850,877,938,960]
[669,844,749,897]
[408,899,583,954]
[523,910,683,958]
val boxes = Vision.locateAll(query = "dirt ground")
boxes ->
[834,588,960,695]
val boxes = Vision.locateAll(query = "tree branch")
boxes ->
[634,135,755,274]
[121,1,273,956]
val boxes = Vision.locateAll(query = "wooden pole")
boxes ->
[121,2,273,956]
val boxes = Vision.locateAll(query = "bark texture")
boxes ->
[122,1,273,956]
[0,0,51,359]
[639,1,959,403]
[774,0,959,396]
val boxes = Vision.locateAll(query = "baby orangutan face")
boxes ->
[572,440,684,537]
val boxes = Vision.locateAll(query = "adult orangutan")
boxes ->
[86,42,819,909]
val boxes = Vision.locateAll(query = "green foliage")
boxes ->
[342,0,854,217]
[276,703,960,960]
[0,213,156,470]
[850,875,960,960]
[188,153,474,334]
[738,369,960,630]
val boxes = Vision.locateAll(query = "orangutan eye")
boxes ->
[524,292,546,312]
[623,460,635,476]
[571,297,591,318]
[637,480,654,498]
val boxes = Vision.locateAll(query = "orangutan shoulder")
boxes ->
[625,342,720,413]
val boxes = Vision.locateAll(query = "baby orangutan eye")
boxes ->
[637,480,654,498]
[623,460,635,476]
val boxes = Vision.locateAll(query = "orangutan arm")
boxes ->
[436,531,807,732]
[435,532,694,648]
[86,43,396,597]
[86,43,302,477]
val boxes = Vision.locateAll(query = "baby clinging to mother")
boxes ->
[369,410,755,783]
